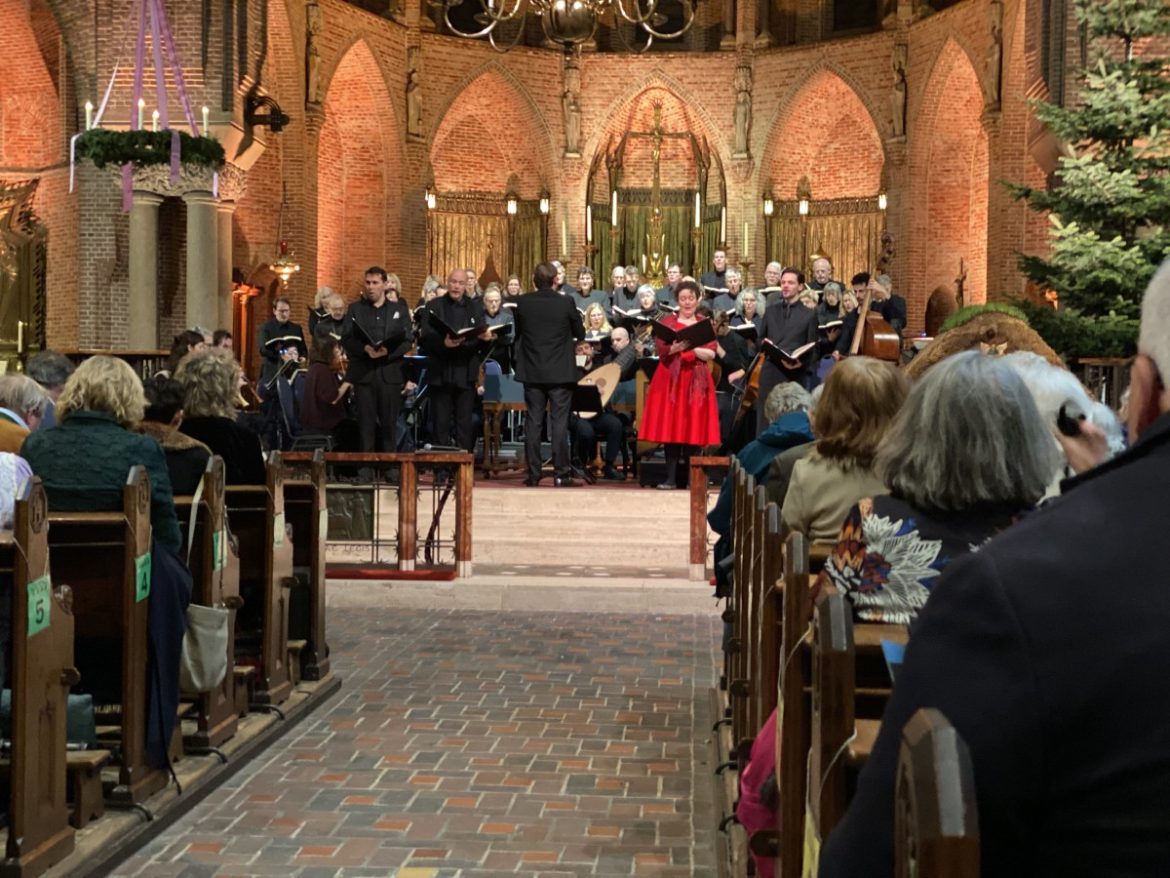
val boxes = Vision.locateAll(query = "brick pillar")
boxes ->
[183,191,219,331]
[216,200,236,332]
[128,191,164,348]
[301,107,325,296]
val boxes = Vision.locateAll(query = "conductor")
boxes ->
[513,261,586,487]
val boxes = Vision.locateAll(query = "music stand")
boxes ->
[566,384,603,484]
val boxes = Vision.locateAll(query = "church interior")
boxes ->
[1,0,1167,876]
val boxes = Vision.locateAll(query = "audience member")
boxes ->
[780,356,906,542]
[21,355,182,552]
[819,258,1170,878]
[0,375,47,453]
[764,384,822,508]
[26,350,75,430]
[0,453,32,531]
[139,374,213,495]
[174,349,266,485]
[163,329,207,377]
[817,351,1057,623]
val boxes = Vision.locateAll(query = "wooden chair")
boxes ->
[174,456,240,751]
[896,709,980,878]
[46,466,167,806]
[1,478,78,875]
[282,447,330,681]
[224,452,293,708]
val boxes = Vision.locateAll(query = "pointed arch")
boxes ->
[912,37,989,309]
[430,66,554,197]
[317,39,402,294]
[758,66,886,200]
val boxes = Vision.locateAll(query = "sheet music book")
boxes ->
[650,318,716,347]
[757,286,784,296]
[703,286,730,295]
[818,320,844,332]
[351,321,398,349]
[264,334,304,349]
[760,338,817,365]
[426,309,483,339]
[584,332,612,345]
[730,323,759,343]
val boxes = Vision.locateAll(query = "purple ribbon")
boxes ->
[151,0,199,133]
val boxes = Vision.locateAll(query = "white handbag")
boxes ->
[179,475,231,693]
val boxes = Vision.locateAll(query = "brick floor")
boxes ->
[112,608,722,877]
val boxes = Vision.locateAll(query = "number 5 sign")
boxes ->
[27,575,51,637]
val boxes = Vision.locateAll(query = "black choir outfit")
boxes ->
[570,343,637,480]
[483,306,516,374]
[418,293,490,452]
[569,288,610,315]
[257,317,307,391]
[342,295,413,452]
[756,295,819,433]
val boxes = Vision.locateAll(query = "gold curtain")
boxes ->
[428,195,547,287]
[589,202,698,281]
[765,197,885,281]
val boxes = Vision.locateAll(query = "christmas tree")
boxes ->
[1012,0,1170,359]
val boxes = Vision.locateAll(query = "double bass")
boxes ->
[848,282,901,362]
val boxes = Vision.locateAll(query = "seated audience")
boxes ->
[0,375,48,453]
[764,385,822,508]
[780,356,906,542]
[174,349,266,485]
[817,351,1058,623]
[819,260,1170,878]
[0,452,32,531]
[138,375,213,496]
[26,350,75,429]
[300,338,359,450]
[21,355,183,553]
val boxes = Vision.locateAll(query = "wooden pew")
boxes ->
[282,448,330,681]
[173,457,239,750]
[743,486,769,750]
[895,709,980,878]
[727,469,756,761]
[755,502,784,740]
[776,532,812,878]
[2,478,77,876]
[224,453,293,708]
[46,466,167,806]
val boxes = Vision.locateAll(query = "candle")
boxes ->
[16,320,23,354]
[694,192,701,228]
[561,218,568,256]
[151,109,160,132]
[586,206,592,243]
[720,206,726,244]
[743,220,749,249]
[611,190,618,226]
[84,100,94,131]
[136,98,145,130]
[201,105,210,134]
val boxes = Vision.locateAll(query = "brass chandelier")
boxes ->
[431,0,697,52]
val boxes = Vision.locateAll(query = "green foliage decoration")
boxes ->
[76,128,225,171]
[939,303,1029,334]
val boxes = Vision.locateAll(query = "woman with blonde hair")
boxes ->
[582,302,612,336]
[175,349,266,485]
[780,355,908,542]
[21,355,183,552]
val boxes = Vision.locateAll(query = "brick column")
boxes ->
[182,191,219,332]
[128,191,164,349]
[216,200,236,332]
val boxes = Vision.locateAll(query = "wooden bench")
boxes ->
[726,467,756,761]
[896,709,980,878]
[1,478,78,875]
[224,453,293,708]
[46,466,167,806]
[282,447,330,682]
[174,456,240,751]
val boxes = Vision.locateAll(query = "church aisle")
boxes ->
[112,607,721,878]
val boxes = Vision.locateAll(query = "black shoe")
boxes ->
[602,465,626,481]
[656,482,676,490]
[523,476,542,487]
[554,477,582,488]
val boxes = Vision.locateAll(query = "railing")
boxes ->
[689,455,730,581]
[61,349,169,380]
[282,452,474,577]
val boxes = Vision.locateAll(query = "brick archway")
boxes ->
[317,39,402,297]
[759,68,885,200]
[430,68,554,197]
[912,38,989,310]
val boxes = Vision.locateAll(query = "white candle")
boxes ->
[201,105,210,134]
[611,190,618,226]
[586,206,592,243]
[136,98,145,129]
[720,206,726,244]
[151,109,160,132]
[16,321,23,353]
[84,101,94,131]
[694,192,701,228]
[743,220,749,249]
[561,218,568,256]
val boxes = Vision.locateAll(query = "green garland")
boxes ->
[76,128,225,170]
[939,303,1029,335]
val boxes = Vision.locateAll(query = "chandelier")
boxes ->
[432,0,697,52]
[268,182,301,287]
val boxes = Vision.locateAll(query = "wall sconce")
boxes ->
[539,190,550,215]
[878,192,888,211]
[762,195,774,217]
[425,185,437,210]
[798,198,810,217]
[506,191,518,216]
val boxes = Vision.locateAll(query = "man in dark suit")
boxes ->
[756,267,818,433]
[513,261,586,487]
[341,266,413,452]
[257,296,306,448]
[821,262,1170,878]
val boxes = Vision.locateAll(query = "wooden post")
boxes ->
[455,458,473,578]
[398,458,417,571]
[688,455,729,581]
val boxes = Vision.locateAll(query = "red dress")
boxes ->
[638,315,721,446]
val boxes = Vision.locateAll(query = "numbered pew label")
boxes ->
[273,512,285,547]
[135,552,152,602]
[213,528,226,572]
[27,575,51,637]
